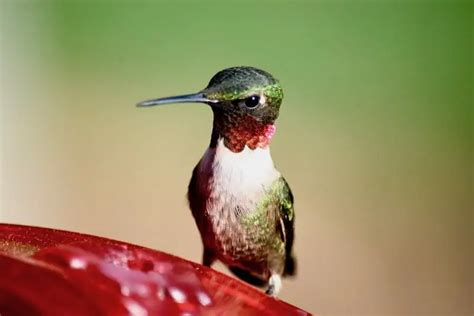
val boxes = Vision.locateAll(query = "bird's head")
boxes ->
[137,66,284,152]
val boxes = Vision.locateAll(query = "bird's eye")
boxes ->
[243,95,260,109]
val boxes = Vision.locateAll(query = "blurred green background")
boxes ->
[1,1,472,314]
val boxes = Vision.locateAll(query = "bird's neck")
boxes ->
[210,110,276,153]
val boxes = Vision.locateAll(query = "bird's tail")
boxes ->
[283,254,297,276]
[229,266,267,288]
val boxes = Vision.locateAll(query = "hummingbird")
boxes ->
[137,66,296,296]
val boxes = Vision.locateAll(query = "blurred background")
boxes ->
[0,1,472,315]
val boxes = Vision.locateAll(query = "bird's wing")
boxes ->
[275,176,296,276]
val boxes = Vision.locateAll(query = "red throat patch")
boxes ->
[212,112,276,153]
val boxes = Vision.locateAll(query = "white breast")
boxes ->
[195,138,281,256]
[199,138,280,213]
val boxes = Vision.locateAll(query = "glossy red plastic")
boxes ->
[0,224,311,315]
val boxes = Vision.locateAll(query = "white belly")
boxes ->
[196,138,281,256]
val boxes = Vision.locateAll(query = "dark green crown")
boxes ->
[206,66,277,93]
[203,66,283,102]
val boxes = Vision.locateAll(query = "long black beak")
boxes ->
[136,93,217,107]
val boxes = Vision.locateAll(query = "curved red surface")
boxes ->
[0,224,311,315]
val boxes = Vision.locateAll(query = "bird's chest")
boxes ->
[195,140,280,252]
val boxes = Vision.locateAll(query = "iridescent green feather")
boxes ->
[241,177,295,264]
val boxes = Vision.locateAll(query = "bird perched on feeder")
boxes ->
[137,66,296,296]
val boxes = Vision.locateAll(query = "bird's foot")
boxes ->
[265,274,282,297]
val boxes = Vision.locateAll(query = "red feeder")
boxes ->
[0,224,311,315]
